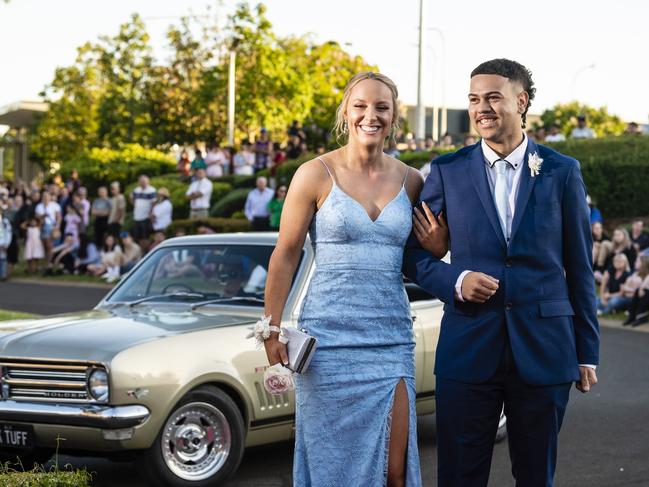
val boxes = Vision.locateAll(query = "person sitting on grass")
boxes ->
[592,221,610,282]
[623,255,649,327]
[118,231,142,275]
[597,227,637,276]
[598,254,633,314]
[46,233,77,275]
[74,233,100,275]
[87,234,123,282]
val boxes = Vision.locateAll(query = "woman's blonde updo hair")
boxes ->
[332,71,400,145]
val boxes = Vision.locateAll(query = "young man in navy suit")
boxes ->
[404,59,599,486]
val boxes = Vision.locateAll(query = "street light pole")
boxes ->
[227,49,236,147]
[415,0,425,141]
[428,27,447,138]
[570,63,595,101]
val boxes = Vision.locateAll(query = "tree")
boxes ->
[94,14,155,146]
[539,102,626,137]
[31,2,378,168]
[31,43,101,165]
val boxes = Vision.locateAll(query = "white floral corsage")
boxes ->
[246,315,285,349]
[528,152,543,177]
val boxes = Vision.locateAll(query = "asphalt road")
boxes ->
[1,281,648,486]
[0,279,110,315]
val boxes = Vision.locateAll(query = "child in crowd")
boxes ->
[63,204,83,246]
[22,216,45,273]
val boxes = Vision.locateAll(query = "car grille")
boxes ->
[0,359,103,403]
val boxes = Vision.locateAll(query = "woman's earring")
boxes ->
[343,121,348,133]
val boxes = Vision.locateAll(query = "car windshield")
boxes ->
[107,244,284,306]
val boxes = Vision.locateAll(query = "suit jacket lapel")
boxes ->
[510,139,539,242]
[467,144,507,250]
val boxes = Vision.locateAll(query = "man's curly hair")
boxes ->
[471,59,536,128]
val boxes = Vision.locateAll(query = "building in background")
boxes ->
[0,101,48,182]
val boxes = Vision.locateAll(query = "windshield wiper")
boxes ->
[128,292,208,308]
[190,296,265,310]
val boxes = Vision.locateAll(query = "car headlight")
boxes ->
[88,369,109,402]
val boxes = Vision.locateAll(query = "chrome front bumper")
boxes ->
[0,400,150,429]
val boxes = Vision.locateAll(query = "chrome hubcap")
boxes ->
[161,402,231,481]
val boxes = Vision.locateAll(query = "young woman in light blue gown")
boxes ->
[264,72,447,487]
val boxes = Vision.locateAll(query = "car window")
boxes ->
[108,244,289,305]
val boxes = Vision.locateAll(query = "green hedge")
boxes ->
[398,149,453,168]
[549,136,649,218]
[272,151,452,186]
[169,217,250,235]
[210,188,251,218]
[125,176,231,220]
[0,471,91,487]
[61,144,176,194]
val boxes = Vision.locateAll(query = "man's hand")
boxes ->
[576,366,598,393]
[461,272,499,303]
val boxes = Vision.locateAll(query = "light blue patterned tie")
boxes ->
[494,159,509,239]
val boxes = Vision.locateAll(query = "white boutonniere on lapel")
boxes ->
[528,152,543,177]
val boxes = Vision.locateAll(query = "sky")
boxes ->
[1,0,647,123]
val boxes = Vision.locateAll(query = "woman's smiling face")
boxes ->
[345,79,394,146]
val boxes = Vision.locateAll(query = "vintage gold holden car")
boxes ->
[0,233,504,486]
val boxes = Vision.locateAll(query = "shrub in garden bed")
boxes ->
[60,144,176,194]
[210,188,251,218]
[549,135,649,219]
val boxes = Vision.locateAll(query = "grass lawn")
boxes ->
[9,260,109,285]
[0,309,38,321]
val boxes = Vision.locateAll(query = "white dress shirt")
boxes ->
[186,177,213,210]
[244,188,274,221]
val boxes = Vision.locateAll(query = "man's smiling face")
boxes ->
[468,74,528,145]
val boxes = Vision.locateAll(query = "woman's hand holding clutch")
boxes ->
[264,332,289,367]
[413,202,449,258]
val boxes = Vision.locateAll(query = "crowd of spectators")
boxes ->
[0,174,168,283]
[593,216,649,326]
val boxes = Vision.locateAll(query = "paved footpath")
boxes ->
[1,281,648,486]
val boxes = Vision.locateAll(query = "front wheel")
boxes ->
[140,386,245,486]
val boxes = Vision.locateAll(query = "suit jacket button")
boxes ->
[505,303,513,310]
[505,259,512,267]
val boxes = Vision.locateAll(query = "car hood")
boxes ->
[0,307,255,363]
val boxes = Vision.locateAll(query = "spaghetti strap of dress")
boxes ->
[315,157,336,185]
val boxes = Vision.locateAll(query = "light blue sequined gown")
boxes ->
[294,159,422,486]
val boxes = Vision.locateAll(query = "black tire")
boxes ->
[140,386,245,487]
[495,407,508,443]
[0,448,54,470]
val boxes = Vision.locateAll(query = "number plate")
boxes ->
[0,423,34,450]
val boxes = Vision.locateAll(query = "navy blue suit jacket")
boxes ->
[403,140,600,386]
